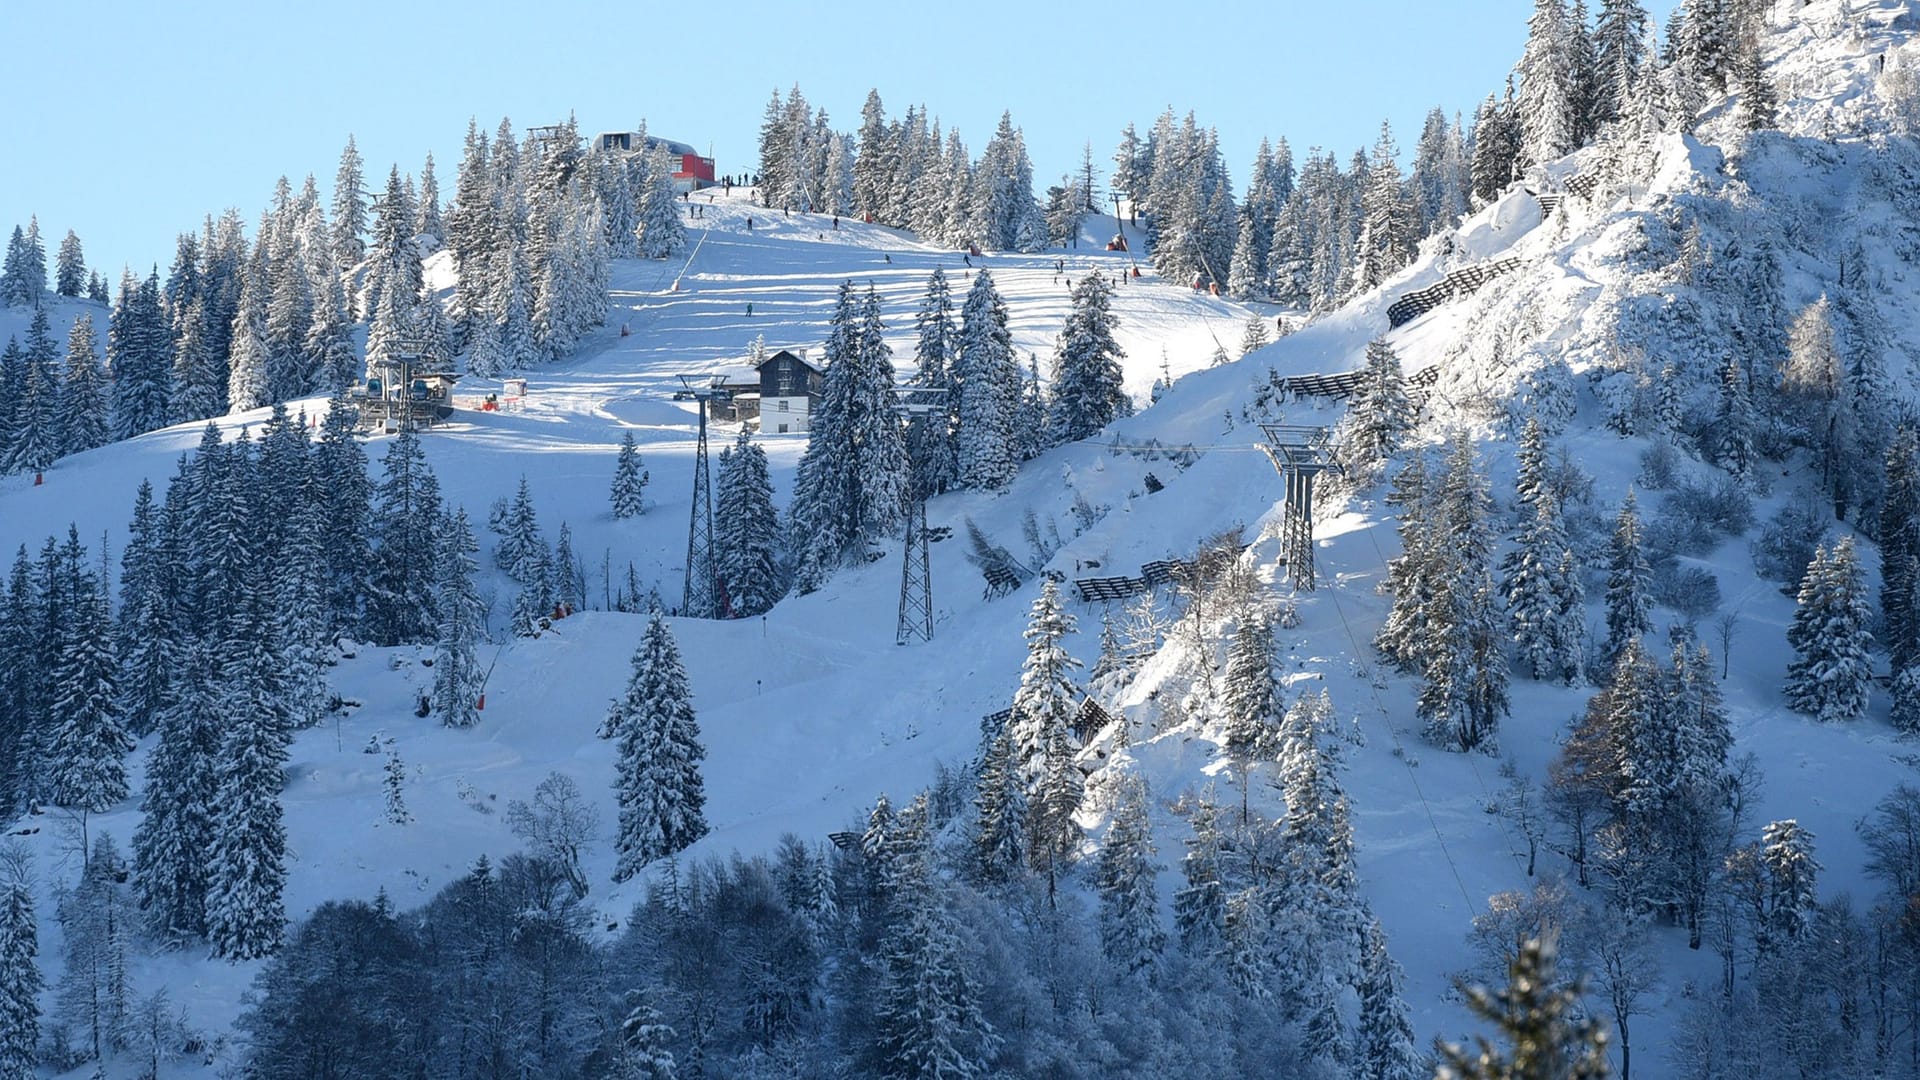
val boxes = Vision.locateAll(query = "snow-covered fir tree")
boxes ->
[1351,122,1416,294]
[971,725,1027,885]
[48,555,130,822]
[611,430,649,519]
[1414,437,1509,752]
[1175,792,1228,955]
[789,283,908,589]
[54,230,84,298]
[603,610,708,880]
[1355,918,1424,1080]
[1047,274,1128,444]
[1010,579,1083,886]
[432,509,484,729]
[59,314,110,457]
[0,867,40,1079]
[907,269,960,497]
[57,833,133,1063]
[1785,537,1873,723]
[1096,774,1164,978]
[1503,417,1584,683]
[1221,608,1282,823]
[366,430,443,646]
[205,673,290,960]
[954,271,1020,491]
[1603,488,1653,670]
[713,428,783,617]
[636,145,686,259]
[872,830,1001,1079]
[1517,0,1582,169]
[1343,339,1416,479]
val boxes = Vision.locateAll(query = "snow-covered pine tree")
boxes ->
[1517,0,1582,169]
[1416,437,1509,752]
[1096,774,1164,978]
[1174,793,1228,955]
[57,833,133,1063]
[611,430,649,519]
[1712,349,1755,484]
[48,559,130,823]
[1344,339,1415,478]
[1592,0,1649,128]
[636,146,686,259]
[789,283,907,588]
[1355,918,1424,1080]
[59,313,110,456]
[332,136,367,274]
[907,268,960,497]
[509,543,553,637]
[972,726,1027,885]
[1504,419,1584,683]
[54,231,84,298]
[1470,91,1522,208]
[1222,609,1282,823]
[712,428,783,617]
[872,838,1001,1079]
[0,866,39,1078]
[7,308,61,475]
[1351,122,1415,294]
[954,270,1020,491]
[1759,818,1820,944]
[1047,274,1128,443]
[366,430,443,646]
[496,475,547,583]
[432,509,485,729]
[205,671,289,960]
[131,638,220,939]
[114,481,174,737]
[1435,935,1609,1079]
[1784,537,1873,723]
[0,226,40,307]
[604,610,708,880]
[1603,489,1653,671]
[1238,315,1271,358]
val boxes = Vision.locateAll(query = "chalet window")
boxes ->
[776,400,789,412]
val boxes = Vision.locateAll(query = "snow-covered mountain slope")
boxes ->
[0,191,1283,1068]
[11,2,1920,1075]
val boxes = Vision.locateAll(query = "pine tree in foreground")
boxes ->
[1784,536,1873,723]
[611,430,649,519]
[603,611,708,880]
[873,841,1000,1080]
[133,647,221,939]
[1436,933,1610,1080]
[0,867,39,1080]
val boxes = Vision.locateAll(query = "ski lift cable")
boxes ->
[1352,508,1534,887]
[1317,565,1483,918]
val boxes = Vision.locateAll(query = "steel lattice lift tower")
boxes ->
[678,375,728,618]
[1258,424,1340,591]
[894,387,946,644]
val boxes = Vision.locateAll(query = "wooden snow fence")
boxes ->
[1385,255,1525,329]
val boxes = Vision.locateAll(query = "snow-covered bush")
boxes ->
[1652,563,1722,621]
[1751,500,1832,593]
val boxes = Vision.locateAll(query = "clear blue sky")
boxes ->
[0,0,1670,280]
